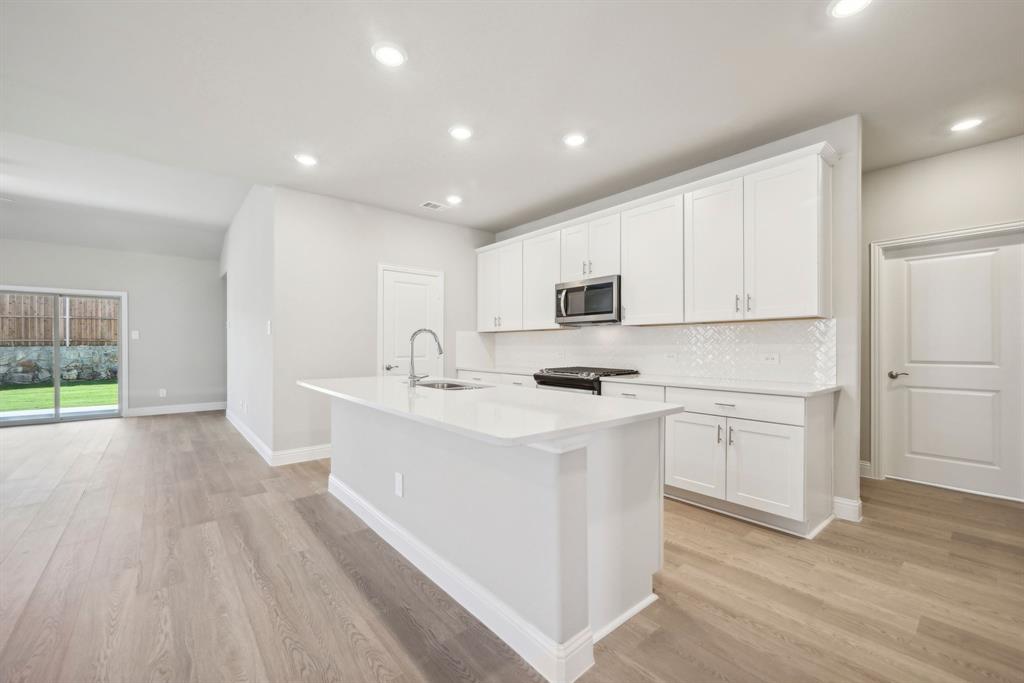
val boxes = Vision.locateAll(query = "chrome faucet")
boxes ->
[408,328,443,387]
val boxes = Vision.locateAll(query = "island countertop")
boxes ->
[298,376,683,447]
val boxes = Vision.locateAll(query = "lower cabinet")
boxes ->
[664,412,727,499]
[456,370,536,387]
[724,418,804,521]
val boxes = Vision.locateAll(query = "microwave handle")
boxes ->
[559,289,567,317]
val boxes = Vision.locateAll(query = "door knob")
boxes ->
[384,363,397,371]
[887,370,909,379]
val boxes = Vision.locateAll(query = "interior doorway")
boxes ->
[0,287,126,425]
[871,222,1023,500]
[377,264,445,379]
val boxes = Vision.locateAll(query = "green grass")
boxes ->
[0,380,118,412]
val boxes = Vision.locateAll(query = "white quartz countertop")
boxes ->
[456,365,537,376]
[604,374,840,398]
[298,376,683,447]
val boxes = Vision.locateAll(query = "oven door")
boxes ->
[555,275,620,325]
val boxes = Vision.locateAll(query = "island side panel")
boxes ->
[328,398,590,645]
[585,419,662,637]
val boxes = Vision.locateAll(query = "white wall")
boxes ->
[271,188,493,451]
[494,116,863,503]
[860,135,1024,462]
[0,238,226,410]
[221,186,275,449]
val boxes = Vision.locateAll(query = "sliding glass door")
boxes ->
[0,290,122,425]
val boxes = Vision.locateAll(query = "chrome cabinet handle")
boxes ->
[887,370,909,379]
[746,294,752,312]
[714,402,736,408]
[498,315,502,327]
[588,259,593,274]
[512,381,523,386]
[735,294,740,312]
[717,424,722,443]
[582,260,587,275]
[728,426,734,445]
[621,392,637,398]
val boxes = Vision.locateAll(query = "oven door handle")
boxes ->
[559,289,568,318]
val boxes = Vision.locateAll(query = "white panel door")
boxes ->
[743,154,823,319]
[725,418,805,521]
[880,232,1023,499]
[665,412,727,499]
[620,195,684,325]
[587,214,621,277]
[684,178,745,322]
[497,242,523,330]
[380,267,444,377]
[476,250,499,332]
[522,231,560,330]
[560,223,588,281]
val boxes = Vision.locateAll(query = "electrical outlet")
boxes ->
[394,472,404,498]
[241,399,247,414]
[665,352,678,361]
[158,388,167,398]
[266,320,272,336]
[759,352,780,365]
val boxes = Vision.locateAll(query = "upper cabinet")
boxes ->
[685,150,833,322]
[620,195,684,326]
[477,242,523,332]
[560,215,621,281]
[521,231,561,330]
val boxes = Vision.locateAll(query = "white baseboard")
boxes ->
[833,496,863,522]
[592,593,658,643]
[860,460,876,479]
[126,401,226,417]
[327,474,594,683]
[224,412,329,467]
[805,513,836,540]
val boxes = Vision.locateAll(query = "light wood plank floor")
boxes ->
[1,413,1020,683]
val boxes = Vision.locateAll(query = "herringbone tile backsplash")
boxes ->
[493,319,836,384]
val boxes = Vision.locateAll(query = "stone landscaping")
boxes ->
[0,345,118,385]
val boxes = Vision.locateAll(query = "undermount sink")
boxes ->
[415,380,486,390]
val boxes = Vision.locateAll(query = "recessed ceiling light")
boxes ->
[445,195,463,206]
[294,153,318,167]
[827,0,872,18]
[448,126,473,141]
[372,42,407,67]
[563,132,587,148]
[950,118,983,132]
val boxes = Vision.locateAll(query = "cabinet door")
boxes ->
[476,250,500,332]
[521,232,561,330]
[560,223,588,281]
[665,412,726,499]
[587,214,621,277]
[684,178,745,322]
[725,418,805,521]
[620,195,684,325]
[497,242,523,330]
[743,154,825,319]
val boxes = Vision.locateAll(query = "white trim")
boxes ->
[885,475,1024,504]
[328,474,594,683]
[592,593,658,643]
[476,142,838,254]
[806,513,837,539]
[833,496,862,522]
[126,401,226,417]
[376,264,446,378]
[869,220,1024,481]
[271,443,331,466]
[860,460,875,479]
[226,409,273,463]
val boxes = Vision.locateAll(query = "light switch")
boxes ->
[131,330,140,340]
[394,472,404,497]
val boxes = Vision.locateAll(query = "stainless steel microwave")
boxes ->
[555,275,621,325]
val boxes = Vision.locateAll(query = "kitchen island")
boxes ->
[299,375,684,683]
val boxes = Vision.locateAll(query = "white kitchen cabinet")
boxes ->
[560,214,621,281]
[476,243,522,332]
[725,418,805,521]
[620,195,684,325]
[684,178,745,323]
[665,412,727,500]
[501,373,537,388]
[456,370,503,384]
[743,153,831,319]
[521,231,560,330]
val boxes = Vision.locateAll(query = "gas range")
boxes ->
[533,366,639,395]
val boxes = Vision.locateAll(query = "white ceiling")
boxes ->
[1,1,1022,232]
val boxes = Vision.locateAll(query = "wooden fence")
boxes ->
[0,294,120,346]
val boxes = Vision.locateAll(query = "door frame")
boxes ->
[376,264,446,378]
[0,284,129,424]
[868,219,1023,481]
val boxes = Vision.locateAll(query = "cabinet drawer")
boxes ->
[501,373,537,388]
[602,382,665,402]
[456,370,502,384]
[665,387,804,426]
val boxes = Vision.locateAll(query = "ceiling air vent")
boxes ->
[420,201,446,211]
